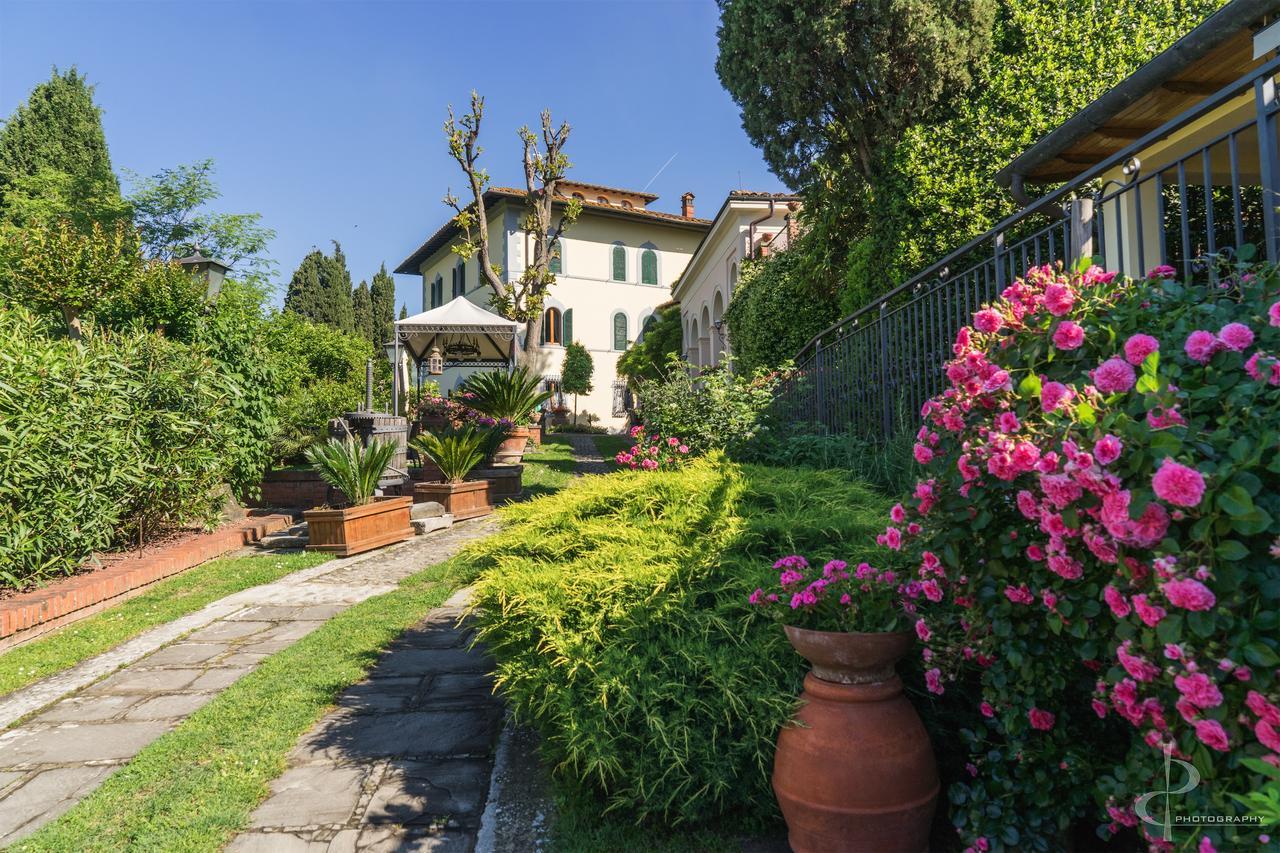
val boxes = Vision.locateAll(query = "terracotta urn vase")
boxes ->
[772,625,938,853]
[494,425,531,464]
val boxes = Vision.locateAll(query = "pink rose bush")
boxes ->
[878,260,1280,849]
[614,425,690,471]
[748,555,911,632]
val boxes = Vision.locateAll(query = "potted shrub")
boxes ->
[749,556,938,852]
[462,367,552,463]
[302,438,413,556]
[410,426,493,520]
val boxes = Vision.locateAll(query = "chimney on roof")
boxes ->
[681,192,695,219]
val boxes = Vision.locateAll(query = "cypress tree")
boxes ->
[0,67,122,226]
[399,304,408,320]
[370,262,396,345]
[352,279,375,344]
[283,242,355,332]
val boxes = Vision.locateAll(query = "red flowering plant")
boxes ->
[747,555,914,633]
[614,425,691,471]
[883,256,1280,851]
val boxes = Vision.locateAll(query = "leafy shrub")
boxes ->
[734,425,916,496]
[463,366,553,425]
[634,354,783,454]
[304,437,397,506]
[461,457,892,824]
[885,260,1280,849]
[0,304,243,587]
[723,249,840,375]
[616,302,682,384]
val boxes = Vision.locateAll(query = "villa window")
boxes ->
[563,308,574,344]
[611,244,626,281]
[640,249,657,285]
[549,239,562,275]
[431,275,443,308]
[620,200,633,209]
[596,196,608,204]
[542,307,563,346]
[572,192,584,200]
[612,312,628,351]
[453,260,465,298]
[641,313,657,339]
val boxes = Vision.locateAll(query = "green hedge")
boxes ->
[460,457,892,824]
[0,304,244,587]
[723,249,839,375]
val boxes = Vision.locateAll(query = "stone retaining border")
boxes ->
[0,513,294,652]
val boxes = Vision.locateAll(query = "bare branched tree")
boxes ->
[443,92,581,353]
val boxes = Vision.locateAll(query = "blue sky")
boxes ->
[0,0,786,313]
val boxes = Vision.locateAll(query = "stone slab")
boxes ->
[368,648,492,678]
[35,693,142,723]
[229,604,347,622]
[0,764,117,845]
[141,642,230,667]
[0,720,171,767]
[190,666,253,691]
[83,667,205,695]
[336,678,421,713]
[293,709,501,762]
[364,759,491,826]
[185,620,275,643]
[125,692,216,721]
[248,764,368,828]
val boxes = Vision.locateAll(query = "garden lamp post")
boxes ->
[177,250,230,301]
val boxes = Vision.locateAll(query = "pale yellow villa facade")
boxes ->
[396,181,710,430]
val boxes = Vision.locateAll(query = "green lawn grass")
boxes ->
[0,551,331,700]
[591,434,631,463]
[521,435,583,497]
[12,553,473,853]
[550,784,745,853]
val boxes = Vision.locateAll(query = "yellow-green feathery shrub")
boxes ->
[459,456,892,824]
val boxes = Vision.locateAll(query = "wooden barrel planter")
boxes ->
[304,496,414,557]
[413,479,492,521]
[466,465,523,503]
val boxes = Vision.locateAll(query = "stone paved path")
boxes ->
[563,433,610,475]
[0,516,498,847]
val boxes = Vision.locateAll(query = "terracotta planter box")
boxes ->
[466,465,523,503]
[494,426,531,465]
[414,479,492,521]
[304,496,414,557]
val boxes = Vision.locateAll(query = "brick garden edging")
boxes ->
[0,512,293,651]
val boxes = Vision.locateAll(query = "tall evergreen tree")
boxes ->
[399,304,408,320]
[560,341,594,425]
[352,279,375,344]
[0,67,122,228]
[370,262,396,345]
[283,241,355,332]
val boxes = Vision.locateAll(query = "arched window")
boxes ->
[431,274,443,308]
[612,312,628,351]
[641,312,657,339]
[563,308,574,344]
[596,196,608,204]
[542,307,562,346]
[620,200,633,209]
[549,239,562,275]
[611,244,626,281]
[640,249,658,285]
[453,260,465,298]
[571,192,584,201]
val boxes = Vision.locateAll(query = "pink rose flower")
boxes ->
[1246,690,1280,726]
[925,668,944,695]
[1041,381,1074,412]
[1043,283,1075,316]
[913,443,934,465]
[1152,458,1206,507]
[1218,322,1255,352]
[1103,585,1130,618]
[1148,264,1178,278]
[979,701,994,718]
[1257,719,1280,752]
[973,309,1003,333]
[1094,358,1136,394]
[1270,301,1280,327]
[1174,672,1223,709]
[1094,434,1123,465]
[914,619,931,642]
[1123,333,1159,365]
[1052,321,1085,350]
[1184,329,1219,364]
[1132,594,1166,627]
[1162,577,1216,611]
[1194,718,1230,751]
[1028,708,1056,731]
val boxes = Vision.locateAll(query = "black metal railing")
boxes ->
[774,55,1280,441]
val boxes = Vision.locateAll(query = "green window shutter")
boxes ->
[563,308,573,345]
[612,245,626,280]
[613,312,628,350]
[542,310,551,343]
[549,241,562,275]
[640,249,657,285]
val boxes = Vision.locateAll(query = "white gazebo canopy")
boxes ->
[389,297,520,414]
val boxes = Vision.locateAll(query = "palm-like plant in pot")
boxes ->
[302,438,413,556]
[410,427,495,520]
[462,367,552,463]
[748,556,939,852]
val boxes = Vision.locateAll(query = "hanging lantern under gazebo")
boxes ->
[426,345,444,376]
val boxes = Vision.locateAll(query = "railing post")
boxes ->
[878,302,892,439]
[814,341,825,432]
[1069,198,1094,266]
[1255,74,1280,262]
